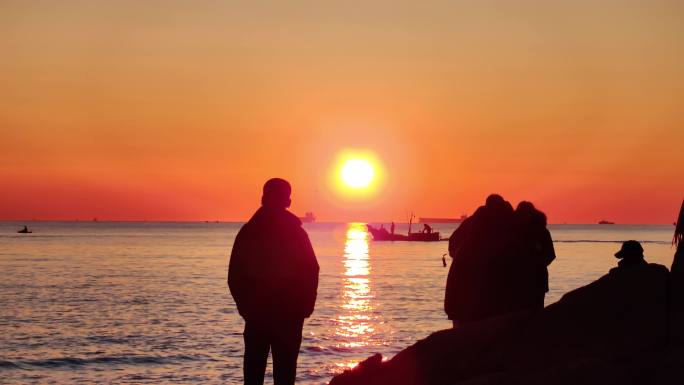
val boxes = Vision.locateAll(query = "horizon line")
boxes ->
[0,219,676,226]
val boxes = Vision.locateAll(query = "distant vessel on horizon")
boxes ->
[419,214,468,224]
[300,212,316,223]
[598,220,615,225]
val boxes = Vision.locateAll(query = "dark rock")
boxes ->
[330,263,677,385]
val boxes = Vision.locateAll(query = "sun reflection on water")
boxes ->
[336,224,374,348]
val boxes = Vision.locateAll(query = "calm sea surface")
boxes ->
[0,221,677,384]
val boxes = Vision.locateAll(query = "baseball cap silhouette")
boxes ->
[615,240,644,259]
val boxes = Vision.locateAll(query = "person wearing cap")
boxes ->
[228,178,319,385]
[614,240,647,269]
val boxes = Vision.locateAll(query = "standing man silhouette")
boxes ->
[228,178,319,385]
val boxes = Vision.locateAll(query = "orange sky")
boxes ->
[1,1,682,223]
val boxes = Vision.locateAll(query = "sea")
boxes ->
[0,221,677,384]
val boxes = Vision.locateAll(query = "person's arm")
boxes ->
[228,229,250,318]
[299,229,319,318]
[449,218,472,259]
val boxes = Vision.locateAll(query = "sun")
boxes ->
[329,150,385,200]
[341,159,375,189]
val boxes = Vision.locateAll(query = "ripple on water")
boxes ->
[0,222,676,384]
[0,354,207,370]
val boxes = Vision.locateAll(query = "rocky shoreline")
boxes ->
[330,262,683,385]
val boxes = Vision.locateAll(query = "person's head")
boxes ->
[515,201,535,224]
[614,240,644,260]
[261,178,291,209]
[485,194,514,215]
[516,201,547,227]
[486,194,505,207]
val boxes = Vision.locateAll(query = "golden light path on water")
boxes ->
[334,223,378,370]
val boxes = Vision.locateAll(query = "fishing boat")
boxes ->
[299,212,316,223]
[598,220,615,225]
[367,213,441,242]
[17,226,32,234]
[366,224,441,242]
[366,225,408,241]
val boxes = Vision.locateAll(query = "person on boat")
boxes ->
[507,201,556,311]
[390,222,395,235]
[228,178,319,385]
[422,224,433,234]
[445,194,515,327]
[22,225,28,232]
[377,224,390,237]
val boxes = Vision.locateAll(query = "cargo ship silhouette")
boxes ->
[418,214,468,224]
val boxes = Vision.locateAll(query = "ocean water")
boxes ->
[0,221,677,384]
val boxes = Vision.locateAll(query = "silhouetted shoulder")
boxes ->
[671,245,683,274]
[609,262,669,276]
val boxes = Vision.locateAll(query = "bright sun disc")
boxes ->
[341,159,375,189]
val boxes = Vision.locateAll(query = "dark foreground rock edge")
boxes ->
[330,264,684,385]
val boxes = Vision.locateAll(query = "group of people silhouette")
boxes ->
[227,178,663,385]
[445,194,555,326]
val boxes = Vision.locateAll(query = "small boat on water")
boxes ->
[367,213,441,242]
[367,224,441,242]
[598,220,615,225]
[17,226,32,234]
[299,212,316,223]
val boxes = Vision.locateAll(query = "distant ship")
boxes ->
[598,220,615,225]
[419,214,468,224]
[299,212,316,223]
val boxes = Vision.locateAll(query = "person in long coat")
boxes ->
[507,201,556,311]
[228,178,319,385]
[445,194,515,326]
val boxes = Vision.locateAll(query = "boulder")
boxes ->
[330,263,674,385]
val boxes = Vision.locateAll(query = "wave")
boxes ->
[0,360,22,369]
[0,354,209,370]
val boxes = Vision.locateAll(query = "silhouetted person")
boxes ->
[613,240,647,269]
[445,194,515,326]
[423,223,433,234]
[673,240,684,275]
[671,200,684,275]
[509,201,556,310]
[669,200,684,345]
[228,178,319,385]
[390,222,395,235]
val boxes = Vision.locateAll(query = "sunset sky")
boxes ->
[1,1,682,223]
